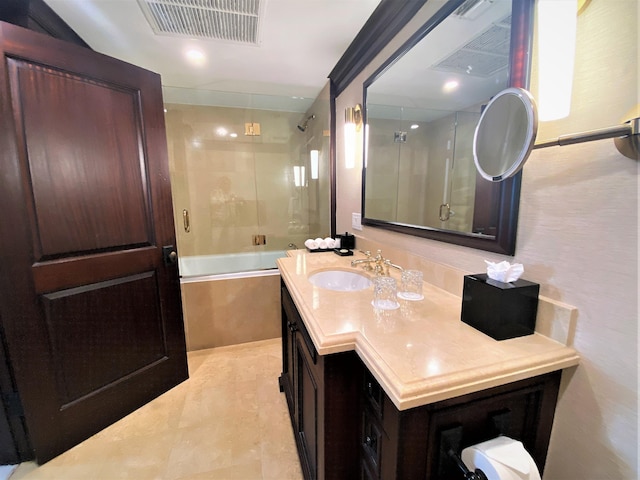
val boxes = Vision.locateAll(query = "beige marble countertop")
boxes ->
[277,250,580,411]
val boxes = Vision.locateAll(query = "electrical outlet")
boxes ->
[352,212,362,231]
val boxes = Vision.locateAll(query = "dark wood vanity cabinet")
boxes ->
[359,368,561,480]
[279,281,562,480]
[279,281,362,480]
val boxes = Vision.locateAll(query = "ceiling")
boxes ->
[44,0,381,111]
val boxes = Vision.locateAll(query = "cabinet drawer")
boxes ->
[361,406,384,478]
[363,369,383,416]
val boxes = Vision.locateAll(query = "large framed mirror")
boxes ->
[362,0,534,255]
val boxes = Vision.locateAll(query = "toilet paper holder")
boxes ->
[448,450,488,480]
[440,425,488,480]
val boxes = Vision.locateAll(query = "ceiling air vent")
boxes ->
[433,16,511,77]
[137,0,264,45]
[454,0,495,20]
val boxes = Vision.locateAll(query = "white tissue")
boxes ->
[485,260,524,283]
[304,239,319,250]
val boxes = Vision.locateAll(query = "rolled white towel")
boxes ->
[315,237,324,244]
[324,238,336,249]
[305,239,319,250]
[318,240,328,249]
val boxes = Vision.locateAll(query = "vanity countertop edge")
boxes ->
[277,251,580,411]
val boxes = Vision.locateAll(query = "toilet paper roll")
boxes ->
[461,436,541,480]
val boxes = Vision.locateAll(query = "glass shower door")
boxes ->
[165,91,332,275]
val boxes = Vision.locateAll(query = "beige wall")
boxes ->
[336,0,638,478]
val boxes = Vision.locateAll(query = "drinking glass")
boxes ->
[398,269,423,301]
[372,276,399,310]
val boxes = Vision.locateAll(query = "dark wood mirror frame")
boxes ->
[331,0,535,255]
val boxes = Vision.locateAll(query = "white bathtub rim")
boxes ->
[178,250,286,279]
[180,268,281,284]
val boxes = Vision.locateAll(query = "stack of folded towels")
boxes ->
[304,237,339,250]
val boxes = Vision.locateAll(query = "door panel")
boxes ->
[0,22,188,463]
[41,272,166,405]
[11,58,152,258]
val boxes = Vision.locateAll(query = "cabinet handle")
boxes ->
[365,435,377,451]
[367,382,373,396]
[287,321,298,332]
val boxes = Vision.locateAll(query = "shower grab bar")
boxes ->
[183,209,190,233]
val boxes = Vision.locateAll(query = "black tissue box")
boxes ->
[461,274,539,340]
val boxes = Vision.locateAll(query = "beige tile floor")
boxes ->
[11,338,304,480]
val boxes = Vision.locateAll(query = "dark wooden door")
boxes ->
[0,22,188,463]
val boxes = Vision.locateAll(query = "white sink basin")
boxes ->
[308,270,372,292]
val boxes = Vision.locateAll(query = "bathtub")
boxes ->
[178,250,286,351]
[179,250,286,281]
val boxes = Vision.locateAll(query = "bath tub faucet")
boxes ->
[288,243,298,250]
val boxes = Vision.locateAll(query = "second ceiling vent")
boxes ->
[138,0,264,45]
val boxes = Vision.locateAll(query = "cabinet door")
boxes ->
[296,330,318,480]
[280,285,297,416]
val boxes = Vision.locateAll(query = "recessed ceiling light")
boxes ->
[184,48,206,66]
[410,124,419,130]
[216,127,228,136]
[443,80,459,92]
[229,133,238,138]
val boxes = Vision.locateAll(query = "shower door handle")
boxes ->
[439,203,451,221]
[183,209,190,233]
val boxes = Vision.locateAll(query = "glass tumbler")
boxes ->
[372,276,400,310]
[398,269,424,301]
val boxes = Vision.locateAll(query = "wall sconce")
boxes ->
[344,104,363,169]
[537,0,579,121]
[310,150,319,180]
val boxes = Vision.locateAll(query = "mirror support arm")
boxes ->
[533,117,639,159]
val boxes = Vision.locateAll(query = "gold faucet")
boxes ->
[351,250,403,276]
[351,250,374,271]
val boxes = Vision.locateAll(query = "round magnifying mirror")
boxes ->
[473,87,538,182]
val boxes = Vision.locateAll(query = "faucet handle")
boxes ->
[384,259,404,273]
